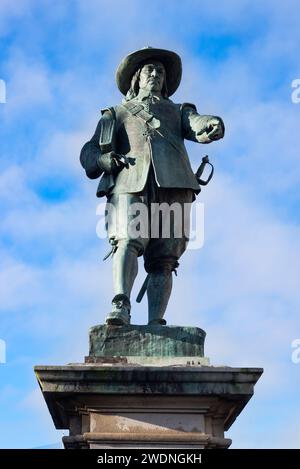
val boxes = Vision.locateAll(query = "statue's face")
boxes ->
[139,61,166,93]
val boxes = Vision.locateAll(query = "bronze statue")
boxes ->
[80,47,224,326]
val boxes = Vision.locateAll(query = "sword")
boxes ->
[136,274,149,303]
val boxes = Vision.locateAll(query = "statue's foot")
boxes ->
[148,318,167,326]
[106,313,130,326]
[106,294,131,326]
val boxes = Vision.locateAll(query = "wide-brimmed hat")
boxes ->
[116,46,182,97]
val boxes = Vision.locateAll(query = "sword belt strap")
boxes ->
[121,102,185,155]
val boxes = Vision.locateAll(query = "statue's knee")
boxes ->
[115,238,145,256]
[145,258,179,274]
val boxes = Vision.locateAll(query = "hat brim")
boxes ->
[116,47,182,97]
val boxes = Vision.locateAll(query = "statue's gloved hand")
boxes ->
[197,116,225,143]
[97,151,125,174]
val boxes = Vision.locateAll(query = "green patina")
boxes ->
[89,324,206,358]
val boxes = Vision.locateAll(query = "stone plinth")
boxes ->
[35,363,263,449]
[86,325,208,366]
[35,324,263,448]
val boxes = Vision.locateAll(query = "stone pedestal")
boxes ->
[35,325,263,449]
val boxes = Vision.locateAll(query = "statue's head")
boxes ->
[125,60,168,100]
[116,47,182,100]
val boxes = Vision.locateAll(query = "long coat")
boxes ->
[80,97,223,197]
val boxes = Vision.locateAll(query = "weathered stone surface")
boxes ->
[85,355,210,366]
[88,324,206,358]
[34,364,263,449]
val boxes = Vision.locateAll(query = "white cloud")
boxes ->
[3,53,53,119]
[0,0,33,36]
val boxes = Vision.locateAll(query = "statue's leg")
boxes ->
[105,192,148,325]
[105,239,142,326]
[146,266,173,325]
[144,187,194,325]
[112,238,142,298]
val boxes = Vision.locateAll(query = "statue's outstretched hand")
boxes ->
[197,117,225,143]
[206,117,224,141]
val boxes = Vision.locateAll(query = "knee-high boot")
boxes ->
[112,243,139,298]
[105,243,139,325]
[147,270,172,325]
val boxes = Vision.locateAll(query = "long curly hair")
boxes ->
[124,63,169,101]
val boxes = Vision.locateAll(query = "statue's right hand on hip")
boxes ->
[98,151,128,175]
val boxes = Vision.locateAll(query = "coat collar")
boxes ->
[135,90,163,103]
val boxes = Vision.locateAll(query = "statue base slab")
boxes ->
[35,363,262,449]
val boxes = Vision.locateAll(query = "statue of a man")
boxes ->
[80,47,224,326]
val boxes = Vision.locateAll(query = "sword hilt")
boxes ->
[195,155,214,186]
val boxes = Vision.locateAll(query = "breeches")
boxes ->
[106,165,194,273]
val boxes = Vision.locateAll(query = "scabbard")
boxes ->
[136,274,149,303]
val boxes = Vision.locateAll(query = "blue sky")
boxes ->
[0,0,300,449]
